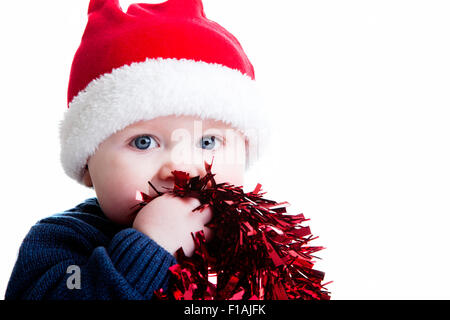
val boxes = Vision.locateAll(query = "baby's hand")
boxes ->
[132,193,213,257]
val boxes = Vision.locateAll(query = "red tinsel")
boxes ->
[132,160,331,300]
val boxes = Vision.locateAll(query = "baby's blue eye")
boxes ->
[200,135,220,150]
[132,135,156,150]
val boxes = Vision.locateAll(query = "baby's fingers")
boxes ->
[193,203,213,225]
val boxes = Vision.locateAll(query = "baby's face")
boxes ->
[83,115,247,225]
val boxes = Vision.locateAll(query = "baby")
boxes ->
[6,0,270,300]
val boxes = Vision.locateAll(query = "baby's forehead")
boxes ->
[125,115,239,133]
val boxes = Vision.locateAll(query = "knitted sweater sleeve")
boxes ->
[5,201,177,300]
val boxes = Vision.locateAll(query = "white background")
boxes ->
[1,0,449,299]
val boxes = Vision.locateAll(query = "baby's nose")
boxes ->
[157,161,204,182]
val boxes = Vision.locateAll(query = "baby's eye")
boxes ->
[131,135,158,150]
[199,135,221,150]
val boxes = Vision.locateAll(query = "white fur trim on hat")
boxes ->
[59,58,271,184]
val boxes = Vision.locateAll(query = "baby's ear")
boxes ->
[82,165,94,188]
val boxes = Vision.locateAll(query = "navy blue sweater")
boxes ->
[5,198,177,300]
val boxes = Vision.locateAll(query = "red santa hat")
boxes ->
[60,0,270,184]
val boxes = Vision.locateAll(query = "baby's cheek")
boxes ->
[99,193,136,225]
[213,164,244,186]
[104,152,134,174]
[96,176,145,225]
